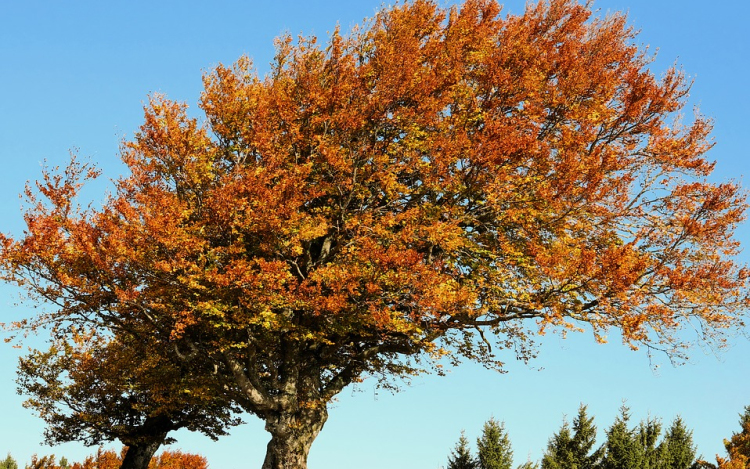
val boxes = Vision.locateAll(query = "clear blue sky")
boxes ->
[1,1,748,468]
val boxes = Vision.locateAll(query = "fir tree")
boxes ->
[659,417,697,469]
[542,405,599,469]
[477,418,514,469]
[449,431,478,469]
[517,462,540,469]
[0,454,18,469]
[599,404,643,469]
[636,417,662,469]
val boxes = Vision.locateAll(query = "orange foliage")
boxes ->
[67,448,207,469]
[717,410,750,469]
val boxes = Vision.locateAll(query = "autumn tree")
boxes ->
[66,447,208,469]
[1,0,748,467]
[17,330,240,469]
[448,431,478,469]
[713,407,750,469]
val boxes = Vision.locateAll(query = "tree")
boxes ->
[16,330,240,469]
[659,417,697,469]
[477,418,513,469]
[448,431,478,469]
[715,407,750,469]
[0,454,18,469]
[598,405,642,469]
[1,0,747,467]
[542,405,599,469]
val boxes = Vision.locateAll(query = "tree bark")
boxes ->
[120,415,173,469]
[261,406,328,469]
[120,440,163,469]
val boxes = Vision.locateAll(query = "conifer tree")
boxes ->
[0,454,18,469]
[517,462,539,469]
[542,405,599,469]
[599,404,643,469]
[448,431,478,469]
[659,417,697,469]
[477,418,514,469]
[636,417,662,469]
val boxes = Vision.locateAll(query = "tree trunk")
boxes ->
[261,406,328,469]
[119,415,173,469]
[120,440,163,469]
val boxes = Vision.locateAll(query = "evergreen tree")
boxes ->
[659,417,697,469]
[636,417,662,469]
[0,454,18,469]
[542,420,574,469]
[517,462,540,469]
[599,404,643,469]
[542,405,599,469]
[449,431,478,469]
[477,418,514,469]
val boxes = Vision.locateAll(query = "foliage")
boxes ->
[0,454,18,469]
[16,330,240,469]
[15,447,212,469]
[660,417,697,469]
[1,0,747,466]
[449,431,479,469]
[477,418,513,469]
[542,404,599,469]
[715,407,750,469]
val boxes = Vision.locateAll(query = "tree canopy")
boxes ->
[1,0,747,467]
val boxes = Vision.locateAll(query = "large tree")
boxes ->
[1,0,747,467]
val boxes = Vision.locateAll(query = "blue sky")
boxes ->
[1,1,748,468]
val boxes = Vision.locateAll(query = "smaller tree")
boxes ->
[543,405,599,469]
[716,406,750,469]
[0,454,18,469]
[659,417,697,469]
[598,404,642,469]
[448,431,478,469]
[517,462,539,469]
[17,330,240,469]
[477,418,513,469]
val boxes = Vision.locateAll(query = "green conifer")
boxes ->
[542,405,599,469]
[659,417,697,469]
[0,454,18,469]
[477,418,514,469]
[599,404,643,469]
[449,431,478,469]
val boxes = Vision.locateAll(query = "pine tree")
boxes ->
[636,417,662,469]
[517,462,539,469]
[449,431,478,469]
[542,420,574,469]
[599,404,643,469]
[477,418,513,469]
[0,454,18,469]
[542,405,599,469]
[659,417,697,469]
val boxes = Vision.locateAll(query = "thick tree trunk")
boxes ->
[261,406,328,469]
[120,415,173,469]
[120,440,163,469]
